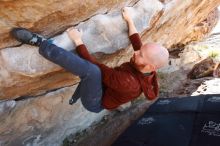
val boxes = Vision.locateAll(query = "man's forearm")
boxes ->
[127,20,138,36]
[66,28,84,46]
[74,38,84,46]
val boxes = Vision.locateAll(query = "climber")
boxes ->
[11,7,169,113]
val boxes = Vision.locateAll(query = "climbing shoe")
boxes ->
[11,27,46,46]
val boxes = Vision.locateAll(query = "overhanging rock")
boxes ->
[0,0,219,99]
[0,0,163,99]
[0,0,220,146]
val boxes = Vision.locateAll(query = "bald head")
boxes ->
[141,43,169,69]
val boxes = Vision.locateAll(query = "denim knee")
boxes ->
[81,102,103,113]
[80,64,103,113]
[80,63,101,81]
[81,92,103,113]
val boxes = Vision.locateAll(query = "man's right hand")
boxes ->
[122,7,138,36]
[66,27,83,46]
[122,7,132,23]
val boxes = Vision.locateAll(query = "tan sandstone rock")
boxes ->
[0,0,220,145]
[0,0,139,49]
[187,57,220,79]
[141,0,219,50]
[0,86,108,146]
[0,0,219,100]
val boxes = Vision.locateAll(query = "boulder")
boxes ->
[0,0,219,100]
[1,0,220,145]
[187,57,218,79]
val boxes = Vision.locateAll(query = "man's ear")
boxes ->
[142,64,155,72]
[151,64,156,71]
[147,64,156,71]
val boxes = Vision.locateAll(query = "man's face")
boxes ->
[131,50,146,68]
[131,43,169,72]
[131,49,155,72]
[131,49,152,72]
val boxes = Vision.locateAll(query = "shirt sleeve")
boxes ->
[75,43,139,90]
[75,44,98,64]
[129,33,143,51]
[75,44,121,87]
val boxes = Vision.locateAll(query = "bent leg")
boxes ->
[39,40,103,113]
[79,64,104,113]
[39,40,91,78]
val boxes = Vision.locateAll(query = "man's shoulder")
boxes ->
[114,62,141,77]
[115,62,133,70]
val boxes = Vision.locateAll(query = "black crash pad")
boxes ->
[112,94,220,146]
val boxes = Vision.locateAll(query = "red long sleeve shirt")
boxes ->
[76,33,158,110]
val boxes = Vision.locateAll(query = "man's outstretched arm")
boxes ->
[122,7,142,51]
[66,27,98,64]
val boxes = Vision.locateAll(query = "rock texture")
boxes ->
[64,98,154,146]
[0,0,220,146]
[187,57,218,79]
[141,0,219,50]
[0,86,108,146]
[0,0,163,100]
[0,0,219,100]
[0,0,139,49]
[158,31,220,98]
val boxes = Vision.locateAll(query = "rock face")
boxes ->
[141,0,219,50]
[0,0,139,49]
[0,0,220,146]
[0,0,219,100]
[158,31,220,98]
[1,0,164,100]
[0,86,107,146]
[187,57,217,79]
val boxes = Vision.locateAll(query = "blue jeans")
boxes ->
[39,40,104,113]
